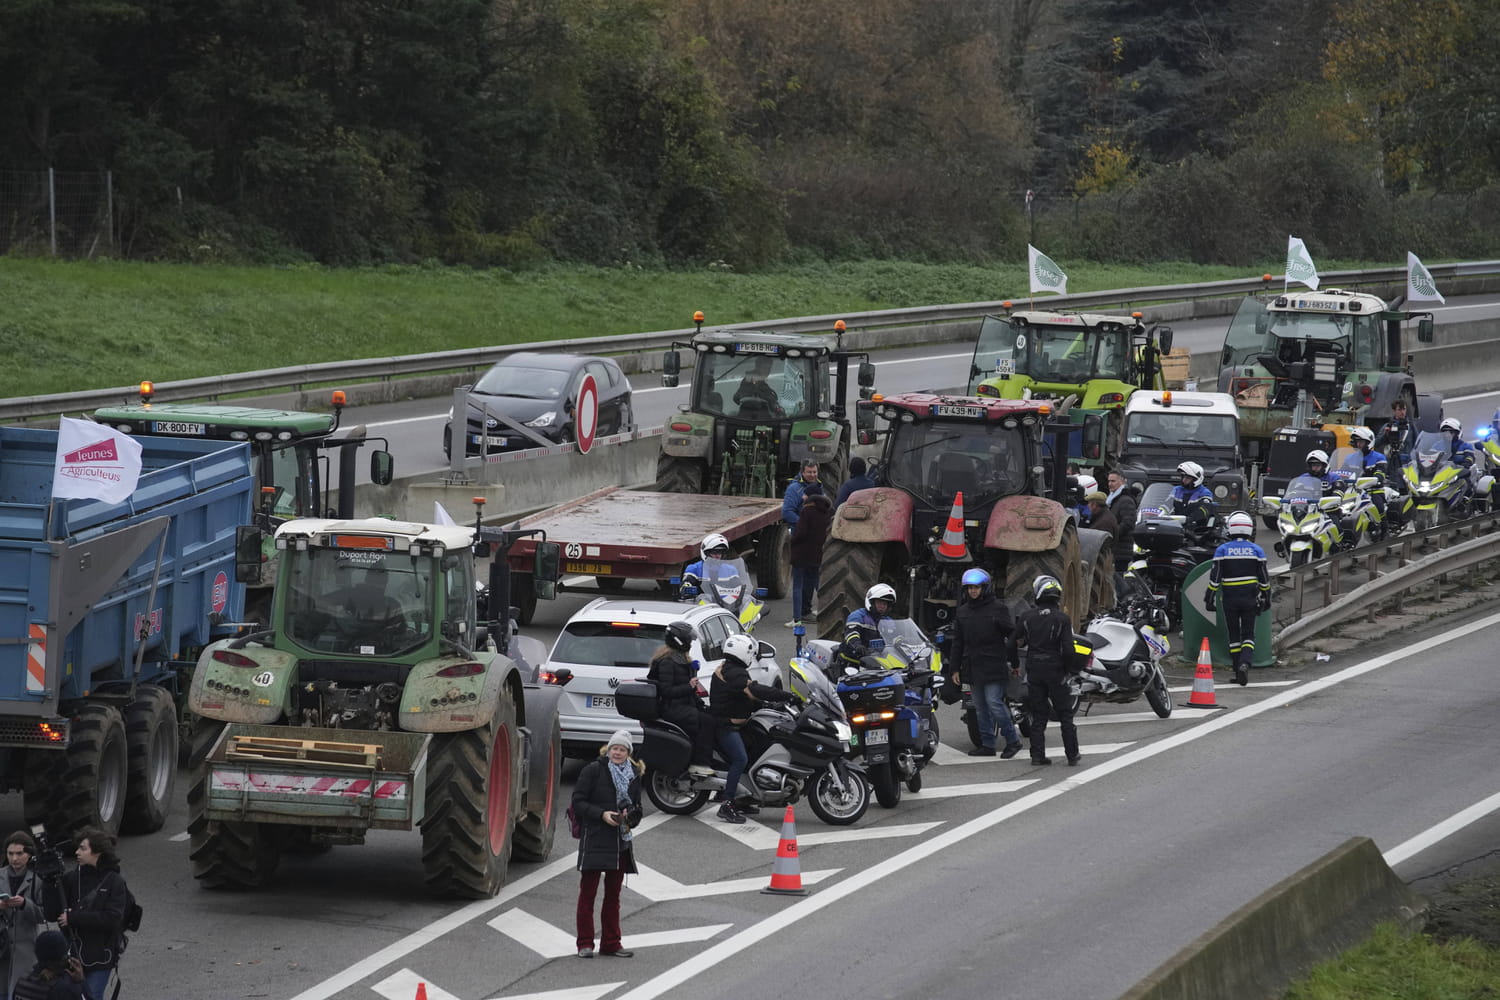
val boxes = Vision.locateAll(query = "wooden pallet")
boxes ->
[226,735,381,770]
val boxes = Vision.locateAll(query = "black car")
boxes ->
[443,351,634,458]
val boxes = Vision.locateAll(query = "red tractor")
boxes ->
[815,393,1116,638]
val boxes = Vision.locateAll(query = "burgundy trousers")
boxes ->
[576,867,625,951]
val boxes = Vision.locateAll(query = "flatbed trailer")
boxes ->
[506,487,788,620]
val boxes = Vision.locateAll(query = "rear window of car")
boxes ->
[552,621,666,667]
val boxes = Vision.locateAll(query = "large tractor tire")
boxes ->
[422,694,521,898]
[754,525,792,600]
[1003,521,1085,621]
[121,685,179,834]
[188,720,282,889]
[510,572,538,626]
[822,447,849,502]
[513,694,562,862]
[814,538,886,640]
[655,455,705,494]
[1076,528,1116,618]
[28,702,131,839]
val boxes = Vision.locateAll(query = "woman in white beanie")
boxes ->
[572,730,643,958]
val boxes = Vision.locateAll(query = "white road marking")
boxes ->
[605,609,1500,1000]
[1383,790,1500,867]
[373,970,460,1000]
[628,863,840,900]
[908,780,1038,799]
[487,907,730,958]
[487,987,628,1000]
[690,810,941,850]
[1165,679,1299,693]
[929,741,1133,766]
[1074,708,1221,726]
[168,831,190,842]
[1443,388,1500,403]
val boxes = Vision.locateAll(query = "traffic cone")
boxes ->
[761,804,809,896]
[415,984,428,1000]
[937,491,969,559]
[1186,637,1223,709]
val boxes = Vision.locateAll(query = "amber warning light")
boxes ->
[138,381,155,404]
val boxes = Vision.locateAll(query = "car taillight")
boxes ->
[540,670,570,686]
[436,662,485,678]
[212,650,259,668]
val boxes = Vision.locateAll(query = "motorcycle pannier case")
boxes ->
[836,669,905,712]
[1132,517,1186,554]
[614,681,661,722]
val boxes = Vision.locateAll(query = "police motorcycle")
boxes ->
[1326,446,1383,549]
[679,534,767,631]
[1069,588,1174,719]
[1473,415,1500,512]
[1400,431,1478,530]
[616,639,869,826]
[1127,482,1220,632]
[1262,474,1343,567]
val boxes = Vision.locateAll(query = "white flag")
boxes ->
[433,501,457,526]
[1285,236,1320,290]
[1027,244,1068,295]
[52,417,144,504]
[1406,252,1446,304]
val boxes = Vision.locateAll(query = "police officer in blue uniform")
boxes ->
[1204,511,1270,686]
[1304,449,1335,490]
[1440,417,1476,469]
[1349,425,1391,534]
[841,584,895,664]
[1171,461,1217,540]
[681,533,731,596]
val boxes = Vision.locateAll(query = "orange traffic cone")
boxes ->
[1186,637,1222,709]
[937,491,969,559]
[415,984,428,1000]
[761,804,809,896]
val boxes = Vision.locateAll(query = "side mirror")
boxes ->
[369,450,394,486]
[1155,326,1174,355]
[1416,317,1434,343]
[1081,413,1104,461]
[662,350,681,388]
[858,430,877,446]
[534,540,560,601]
[757,639,776,659]
[234,525,264,583]
[858,360,876,388]
[856,405,876,432]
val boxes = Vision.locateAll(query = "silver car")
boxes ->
[541,598,782,758]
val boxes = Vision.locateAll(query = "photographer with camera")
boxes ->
[571,731,643,959]
[1,832,47,1000]
[43,831,126,1000]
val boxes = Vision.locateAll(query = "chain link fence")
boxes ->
[0,169,113,257]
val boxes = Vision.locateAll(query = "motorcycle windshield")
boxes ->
[1409,431,1452,477]
[1328,446,1364,485]
[877,618,934,668]
[699,557,751,613]
[1283,475,1324,504]
[1135,481,1176,521]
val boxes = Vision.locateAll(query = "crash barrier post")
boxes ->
[1119,837,1427,1000]
[1184,639,1221,709]
[762,805,809,896]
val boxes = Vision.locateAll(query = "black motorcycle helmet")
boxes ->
[664,620,695,652]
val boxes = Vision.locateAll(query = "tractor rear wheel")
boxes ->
[122,685,179,834]
[655,455,705,494]
[513,697,561,863]
[1004,521,1084,620]
[422,695,520,898]
[1077,528,1116,617]
[188,721,281,889]
[815,538,886,639]
[754,525,791,600]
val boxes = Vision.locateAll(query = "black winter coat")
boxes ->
[647,649,700,711]
[1009,602,1076,678]
[45,861,126,975]
[1109,490,1139,546]
[949,592,1015,684]
[572,755,643,873]
[790,494,832,568]
[709,658,783,722]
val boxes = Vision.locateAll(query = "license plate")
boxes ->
[471,434,509,447]
[566,562,614,576]
[151,421,205,435]
[736,342,779,354]
[865,728,889,745]
[933,404,985,418]
[587,695,614,709]
[993,359,1014,375]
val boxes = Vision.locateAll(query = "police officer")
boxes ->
[1204,512,1270,687]
[948,569,1022,759]
[842,584,895,664]
[1304,449,1335,489]
[1171,461,1217,541]
[1008,575,1081,766]
[1349,426,1390,533]
[1440,417,1475,469]
[646,621,715,778]
[680,533,732,596]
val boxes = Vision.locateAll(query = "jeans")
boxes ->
[717,727,749,802]
[972,679,1021,749]
[84,968,112,1000]
[791,565,820,620]
[576,861,627,951]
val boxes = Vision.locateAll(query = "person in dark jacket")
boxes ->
[49,830,126,1000]
[788,483,832,625]
[709,634,794,824]
[1105,470,1139,570]
[646,622,715,777]
[835,456,877,506]
[2,831,47,999]
[1204,511,1270,686]
[1009,576,1081,766]
[1085,491,1118,541]
[11,931,90,1000]
[949,568,1023,758]
[572,731,644,959]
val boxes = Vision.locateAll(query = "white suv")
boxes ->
[542,598,782,758]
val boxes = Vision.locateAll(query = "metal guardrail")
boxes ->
[1274,510,1500,648]
[10,260,1500,423]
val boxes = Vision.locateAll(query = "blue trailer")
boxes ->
[0,425,254,839]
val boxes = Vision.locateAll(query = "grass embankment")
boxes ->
[1285,922,1500,999]
[3,256,1302,400]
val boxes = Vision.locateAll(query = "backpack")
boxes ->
[566,805,582,839]
[123,886,142,933]
[10,971,54,1000]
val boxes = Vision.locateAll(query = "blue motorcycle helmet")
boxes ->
[961,568,991,587]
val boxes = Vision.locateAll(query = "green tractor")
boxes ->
[967,309,1174,471]
[656,314,876,496]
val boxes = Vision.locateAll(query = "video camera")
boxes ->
[27,825,71,883]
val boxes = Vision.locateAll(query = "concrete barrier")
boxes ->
[1120,837,1427,1000]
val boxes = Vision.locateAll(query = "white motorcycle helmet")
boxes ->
[1306,449,1329,469]
[1075,473,1098,493]
[1226,511,1255,538]
[721,633,758,666]
[701,532,731,561]
[865,583,897,615]
[1176,461,1204,487]
[1349,425,1375,448]
[1440,417,1462,435]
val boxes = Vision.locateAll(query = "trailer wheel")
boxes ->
[655,455,705,493]
[1003,521,1083,620]
[422,695,519,898]
[511,572,537,626]
[754,525,791,600]
[513,694,562,862]
[814,538,885,640]
[121,685,178,834]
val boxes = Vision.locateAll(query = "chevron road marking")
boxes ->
[628,863,840,900]
[1074,707,1221,726]
[374,969,625,1000]
[1166,679,1299,693]
[907,780,1038,799]
[691,811,941,850]
[487,907,730,959]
